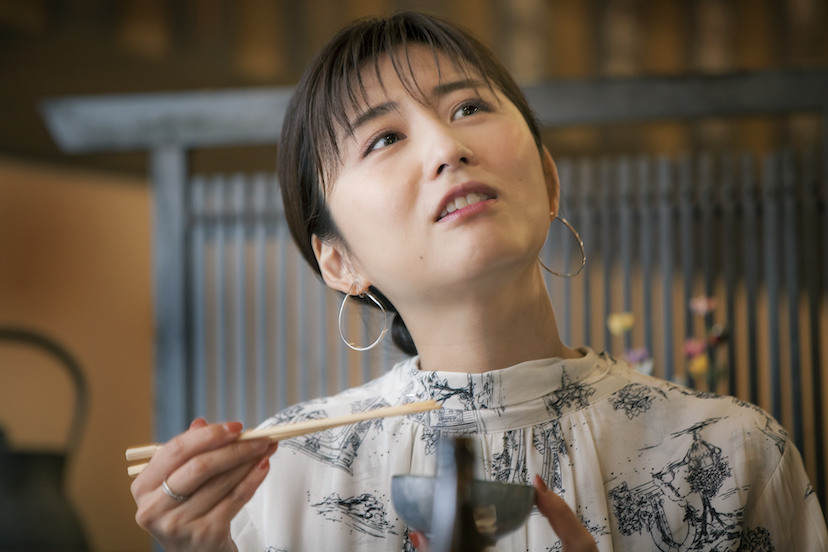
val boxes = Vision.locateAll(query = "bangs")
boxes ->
[308,13,498,186]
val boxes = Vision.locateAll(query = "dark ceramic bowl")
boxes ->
[391,474,535,540]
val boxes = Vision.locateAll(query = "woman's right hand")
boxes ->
[131,418,278,552]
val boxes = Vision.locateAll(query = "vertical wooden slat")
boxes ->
[637,157,654,358]
[741,153,761,405]
[619,157,633,353]
[781,151,803,453]
[720,155,738,397]
[337,299,348,391]
[578,159,594,345]
[657,158,675,382]
[678,155,694,352]
[821,111,828,514]
[822,110,828,512]
[318,283,328,398]
[253,173,268,423]
[152,146,189,442]
[824,106,828,304]
[362,307,372,384]
[232,174,247,424]
[762,153,782,422]
[297,247,308,401]
[380,324,390,377]
[190,175,207,419]
[600,158,613,352]
[539,190,553,323]
[275,218,288,411]
[558,159,573,346]
[801,149,825,505]
[212,175,228,422]
[698,154,716,390]
[541,188,555,296]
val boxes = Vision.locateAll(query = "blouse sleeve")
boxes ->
[742,441,828,551]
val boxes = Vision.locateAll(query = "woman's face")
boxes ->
[315,45,558,306]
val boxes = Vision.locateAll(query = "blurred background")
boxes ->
[0,1,826,551]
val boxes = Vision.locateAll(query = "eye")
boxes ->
[452,100,490,120]
[365,132,403,156]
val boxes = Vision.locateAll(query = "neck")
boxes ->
[399,264,580,373]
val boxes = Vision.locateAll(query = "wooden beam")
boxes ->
[41,70,828,153]
[41,87,294,153]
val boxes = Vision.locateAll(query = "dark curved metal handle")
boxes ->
[0,327,89,458]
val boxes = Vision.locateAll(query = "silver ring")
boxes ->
[162,479,190,502]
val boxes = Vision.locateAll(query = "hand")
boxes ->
[131,418,278,552]
[408,476,599,552]
[533,475,599,552]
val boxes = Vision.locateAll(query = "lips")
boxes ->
[436,184,497,221]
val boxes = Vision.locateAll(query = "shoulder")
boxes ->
[603,360,788,459]
[256,356,419,429]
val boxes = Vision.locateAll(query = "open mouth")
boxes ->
[438,192,495,220]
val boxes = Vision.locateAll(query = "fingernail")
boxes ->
[257,456,269,471]
[223,422,243,434]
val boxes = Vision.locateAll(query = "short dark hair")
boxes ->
[277,11,543,356]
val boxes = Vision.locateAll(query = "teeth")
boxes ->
[439,192,492,219]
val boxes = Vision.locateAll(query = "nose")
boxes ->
[423,122,475,180]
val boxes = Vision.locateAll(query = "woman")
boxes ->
[132,12,827,552]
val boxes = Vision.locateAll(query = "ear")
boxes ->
[311,235,369,295]
[541,145,561,220]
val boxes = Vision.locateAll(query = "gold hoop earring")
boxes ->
[338,282,388,351]
[538,214,586,278]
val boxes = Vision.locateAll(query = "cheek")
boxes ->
[329,172,420,264]
[487,121,538,171]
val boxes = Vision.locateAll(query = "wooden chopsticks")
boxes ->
[125,399,440,477]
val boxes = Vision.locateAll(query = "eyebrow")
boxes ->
[431,78,484,98]
[349,78,485,133]
[350,101,398,133]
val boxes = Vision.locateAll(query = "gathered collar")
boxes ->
[398,348,614,415]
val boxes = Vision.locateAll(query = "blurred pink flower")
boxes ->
[684,338,707,358]
[690,296,716,316]
[625,347,650,364]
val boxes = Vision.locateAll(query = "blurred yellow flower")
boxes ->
[607,312,635,335]
[689,354,710,378]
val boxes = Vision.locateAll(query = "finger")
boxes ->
[205,446,277,525]
[136,437,271,529]
[132,422,244,494]
[265,441,279,457]
[533,475,597,551]
[182,442,279,519]
[190,418,208,430]
[165,437,271,503]
[409,530,429,551]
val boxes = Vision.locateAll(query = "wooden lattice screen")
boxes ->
[42,69,828,507]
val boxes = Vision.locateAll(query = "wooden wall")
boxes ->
[0,157,153,551]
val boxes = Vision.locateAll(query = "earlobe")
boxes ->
[312,235,366,295]
[541,146,561,220]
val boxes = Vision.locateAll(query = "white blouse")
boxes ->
[231,349,827,551]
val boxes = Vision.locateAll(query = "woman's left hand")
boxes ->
[408,475,598,552]
[532,475,599,552]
